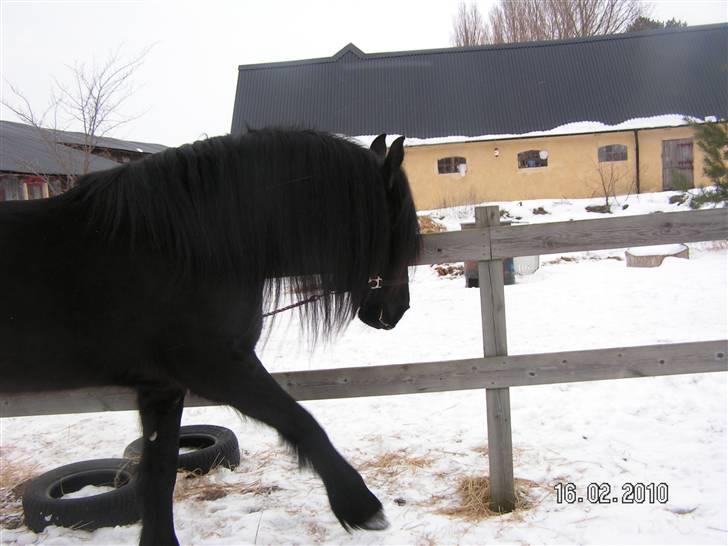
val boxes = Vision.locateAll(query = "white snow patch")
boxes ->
[61,484,116,499]
[626,244,688,256]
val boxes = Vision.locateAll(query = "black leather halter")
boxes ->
[262,276,406,318]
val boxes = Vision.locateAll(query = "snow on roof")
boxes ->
[352,114,709,148]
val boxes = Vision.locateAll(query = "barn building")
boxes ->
[0,120,166,201]
[231,24,727,209]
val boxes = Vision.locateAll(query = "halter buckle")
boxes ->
[368,276,383,289]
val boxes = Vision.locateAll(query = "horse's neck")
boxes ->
[0,198,58,238]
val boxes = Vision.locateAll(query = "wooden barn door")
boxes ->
[662,139,694,190]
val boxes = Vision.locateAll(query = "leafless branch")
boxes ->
[2,45,152,187]
[451,1,491,47]
[486,0,644,44]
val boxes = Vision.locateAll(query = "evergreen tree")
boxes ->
[627,16,687,32]
[691,121,728,207]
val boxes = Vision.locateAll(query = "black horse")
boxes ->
[0,128,420,544]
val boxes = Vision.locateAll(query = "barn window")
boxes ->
[0,178,22,201]
[517,150,548,169]
[598,144,628,162]
[437,156,467,174]
[0,177,46,200]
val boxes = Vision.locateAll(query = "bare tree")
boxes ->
[2,46,150,193]
[451,1,490,47]
[587,161,636,213]
[489,0,554,44]
[488,0,645,44]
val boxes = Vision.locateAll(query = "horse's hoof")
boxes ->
[359,509,389,531]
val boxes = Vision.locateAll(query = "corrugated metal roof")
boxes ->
[52,127,167,155]
[231,24,728,138]
[0,120,166,175]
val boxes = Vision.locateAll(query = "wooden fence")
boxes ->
[2,206,727,511]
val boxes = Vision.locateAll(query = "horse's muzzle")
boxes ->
[357,303,409,330]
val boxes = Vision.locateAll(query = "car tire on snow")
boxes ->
[22,458,139,532]
[123,424,240,474]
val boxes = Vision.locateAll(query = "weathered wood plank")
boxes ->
[416,208,728,264]
[486,387,514,510]
[477,205,515,512]
[2,341,725,418]
[419,227,490,264]
[491,208,728,259]
[282,340,728,398]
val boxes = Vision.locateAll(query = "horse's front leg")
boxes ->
[136,386,185,546]
[174,344,387,531]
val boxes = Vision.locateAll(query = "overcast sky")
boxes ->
[1,0,726,146]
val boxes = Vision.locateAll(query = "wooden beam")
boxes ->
[419,228,490,264]
[491,208,728,258]
[476,205,515,512]
[2,341,725,418]
[279,340,728,398]
[417,208,728,264]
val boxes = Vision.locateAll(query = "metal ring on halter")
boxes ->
[368,276,383,289]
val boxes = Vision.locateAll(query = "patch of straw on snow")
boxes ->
[359,449,434,478]
[434,475,545,522]
[173,471,281,502]
[304,521,329,544]
[418,215,448,234]
[0,449,41,529]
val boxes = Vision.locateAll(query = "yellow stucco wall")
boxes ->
[403,126,710,210]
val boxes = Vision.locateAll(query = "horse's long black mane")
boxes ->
[60,128,420,338]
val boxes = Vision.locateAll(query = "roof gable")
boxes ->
[333,43,366,62]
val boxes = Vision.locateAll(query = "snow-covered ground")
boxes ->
[1,191,726,545]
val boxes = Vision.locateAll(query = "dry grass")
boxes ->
[0,449,41,529]
[173,471,281,502]
[544,254,623,265]
[694,239,728,251]
[435,475,543,522]
[359,449,434,478]
[418,216,448,234]
[304,521,329,544]
[432,263,464,278]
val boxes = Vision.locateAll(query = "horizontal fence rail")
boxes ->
[419,208,728,264]
[2,340,726,418]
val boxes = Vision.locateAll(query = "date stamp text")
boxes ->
[554,482,669,504]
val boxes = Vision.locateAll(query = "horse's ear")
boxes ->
[370,134,387,160]
[385,136,405,173]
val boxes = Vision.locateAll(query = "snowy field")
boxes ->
[1,191,726,545]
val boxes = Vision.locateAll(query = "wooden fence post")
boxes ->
[476,205,516,512]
